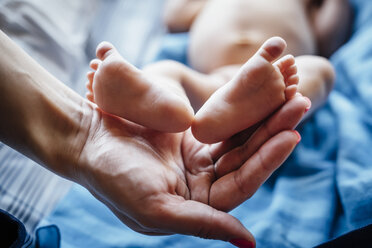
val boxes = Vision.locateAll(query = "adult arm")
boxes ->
[0,30,254,245]
[0,30,90,179]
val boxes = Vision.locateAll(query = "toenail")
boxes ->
[304,97,312,113]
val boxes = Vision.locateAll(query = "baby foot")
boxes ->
[86,42,194,132]
[192,37,299,143]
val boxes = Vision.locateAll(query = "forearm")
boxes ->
[313,0,353,57]
[0,30,92,180]
[163,0,207,32]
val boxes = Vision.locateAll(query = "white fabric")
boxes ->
[0,0,165,234]
[0,0,100,87]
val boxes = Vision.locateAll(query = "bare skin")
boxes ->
[0,30,312,247]
[87,37,299,142]
[87,0,344,144]
[192,37,299,143]
[86,42,194,133]
[164,0,347,107]
[165,0,352,70]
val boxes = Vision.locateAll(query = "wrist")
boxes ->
[17,71,95,181]
[0,30,94,181]
[32,98,95,181]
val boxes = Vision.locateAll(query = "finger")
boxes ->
[210,130,300,212]
[113,209,171,236]
[104,192,255,247]
[95,195,172,236]
[209,122,261,163]
[214,95,309,178]
[143,195,255,247]
[211,95,308,165]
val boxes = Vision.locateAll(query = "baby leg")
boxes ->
[296,55,335,116]
[142,60,228,112]
[86,42,194,132]
[192,37,299,144]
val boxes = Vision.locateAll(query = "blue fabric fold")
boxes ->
[38,0,372,247]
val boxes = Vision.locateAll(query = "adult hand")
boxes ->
[76,95,309,247]
[0,29,309,248]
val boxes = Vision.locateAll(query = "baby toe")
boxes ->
[275,54,295,73]
[256,36,287,63]
[89,59,101,70]
[286,74,299,86]
[96,41,116,60]
[85,92,95,102]
[285,85,298,100]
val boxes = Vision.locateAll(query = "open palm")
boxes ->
[78,95,308,245]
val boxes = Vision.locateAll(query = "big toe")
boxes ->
[96,41,116,60]
[255,36,287,63]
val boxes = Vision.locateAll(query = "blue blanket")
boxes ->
[38,0,372,247]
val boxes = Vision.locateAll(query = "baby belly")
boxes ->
[188,28,260,73]
[187,0,267,73]
[187,0,315,73]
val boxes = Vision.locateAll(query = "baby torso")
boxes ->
[188,0,316,73]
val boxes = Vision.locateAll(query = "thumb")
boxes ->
[160,198,255,248]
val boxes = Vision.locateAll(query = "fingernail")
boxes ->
[293,130,301,144]
[304,97,312,113]
[230,239,255,248]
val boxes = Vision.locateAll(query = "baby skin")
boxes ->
[86,37,299,143]
[86,42,194,133]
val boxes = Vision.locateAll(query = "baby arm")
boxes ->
[310,0,353,57]
[163,0,208,32]
[296,55,335,116]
